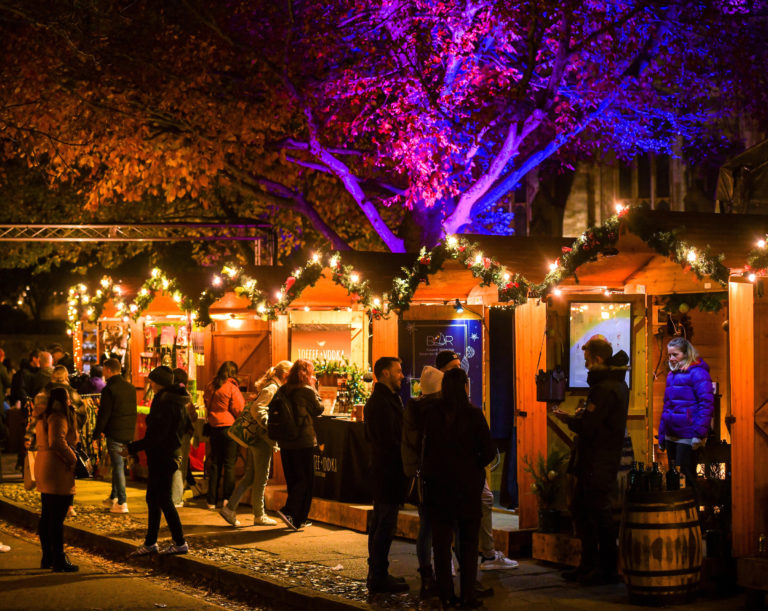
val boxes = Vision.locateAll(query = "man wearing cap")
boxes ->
[402,365,444,598]
[364,356,409,594]
[93,358,137,514]
[553,336,629,586]
[126,366,190,556]
[435,350,519,578]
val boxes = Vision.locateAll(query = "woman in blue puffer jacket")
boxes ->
[658,337,713,491]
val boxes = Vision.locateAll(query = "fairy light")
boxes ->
[312,253,320,264]
[151,268,161,278]
[474,253,483,265]
[614,202,625,214]
[446,235,458,248]
[549,262,558,272]
[294,269,302,278]
[373,298,381,307]
[553,288,562,297]
[503,272,510,282]
[350,273,360,284]
[114,285,122,295]
[304,306,310,312]
[161,278,170,290]
[100,277,111,288]
[139,288,149,296]
[687,249,697,263]
[212,275,222,287]
[129,304,138,313]
[173,293,182,303]
[257,304,266,314]
[748,273,757,282]
[758,239,766,249]
[275,290,283,301]
[329,256,339,268]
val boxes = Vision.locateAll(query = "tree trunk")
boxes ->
[529,162,577,237]
[400,205,445,251]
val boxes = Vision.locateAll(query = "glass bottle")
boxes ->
[677,466,686,489]
[666,465,679,491]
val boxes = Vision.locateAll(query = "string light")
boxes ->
[748,273,757,282]
[350,273,360,284]
[549,262,558,272]
[687,249,697,263]
[553,288,562,297]
[758,239,766,249]
[614,202,625,214]
[212,275,222,287]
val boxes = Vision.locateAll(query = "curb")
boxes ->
[0,496,369,611]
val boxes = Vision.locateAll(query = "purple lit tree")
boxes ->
[0,1,764,254]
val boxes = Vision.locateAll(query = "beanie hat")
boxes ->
[419,366,444,395]
[148,365,174,388]
[435,350,460,371]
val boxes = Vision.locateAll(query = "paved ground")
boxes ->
[0,523,244,610]
[0,453,752,610]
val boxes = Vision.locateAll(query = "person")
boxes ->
[34,387,79,572]
[364,356,409,595]
[93,358,137,514]
[203,361,245,510]
[49,344,75,374]
[0,347,12,408]
[274,359,323,531]
[553,336,629,586]
[171,368,198,508]
[402,365,444,598]
[127,366,190,556]
[10,349,41,407]
[435,350,518,578]
[658,336,714,493]
[78,364,106,395]
[219,361,292,528]
[29,351,54,400]
[422,367,494,607]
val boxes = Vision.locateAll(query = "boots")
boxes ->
[418,566,437,599]
[53,553,79,572]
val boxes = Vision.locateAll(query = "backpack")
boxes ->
[267,388,299,442]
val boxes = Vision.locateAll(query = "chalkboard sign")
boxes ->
[398,319,483,404]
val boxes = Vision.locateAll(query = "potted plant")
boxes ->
[523,449,569,533]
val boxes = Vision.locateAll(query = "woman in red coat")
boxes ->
[35,386,79,572]
[203,360,244,509]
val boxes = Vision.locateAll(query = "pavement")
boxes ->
[0,455,751,610]
[0,526,231,610]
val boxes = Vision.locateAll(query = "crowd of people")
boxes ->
[0,334,714,607]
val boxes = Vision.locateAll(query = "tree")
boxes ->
[1,1,764,254]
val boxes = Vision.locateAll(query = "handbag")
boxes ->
[71,443,93,479]
[228,405,263,448]
[23,450,37,490]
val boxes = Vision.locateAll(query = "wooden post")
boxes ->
[729,280,756,556]
[372,315,399,367]
[270,314,289,363]
[515,298,548,529]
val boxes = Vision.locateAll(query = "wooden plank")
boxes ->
[515,299,547,529]
[371,315,398,367]
[532,532,581,566]
[729,280,755,557]
[755,295,768,540]
[270,315,289,363]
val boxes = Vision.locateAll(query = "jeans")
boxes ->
[146,461,185,546]
[433,515,480,603]
[368,502,400,580]
[207,426,238,506]
[665,439,699,497]
[39,493,73,565]
[107,438,127,505]
[171,433,192,506]
[280,447,315,525]
[228,438,272,516]
[416,504,433,572]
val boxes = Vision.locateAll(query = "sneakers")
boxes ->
[254,515,277,526]
[206,504,216,511]
[480,550,519,570]
[110,502,129,514]
[219,506,241,527]
[159,542,189,555]
[129,543,159,557]
[66,506,77,518]
[52,554,79,572]
[102,496,117,508]
[277,510,299,531]
[368,574,410,594]
[0,543,10,553]
[299,520,312,529]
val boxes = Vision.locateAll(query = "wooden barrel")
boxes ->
[619,488,702,605]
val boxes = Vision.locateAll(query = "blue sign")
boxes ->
[398,319,483,404]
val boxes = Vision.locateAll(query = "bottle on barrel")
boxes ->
[651,462,663,491]
[628,461,639,493]
[666,464,680,490]
[677,466,686,489]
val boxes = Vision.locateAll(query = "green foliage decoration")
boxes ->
[523,450,569,510]
[313,358,370,405]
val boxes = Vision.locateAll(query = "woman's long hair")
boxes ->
[667,337,699,371]
[255,360,293,392]
[43,386,75,430]
[441,367,471,412]
[213,360,239,389]
[286,359,313,386]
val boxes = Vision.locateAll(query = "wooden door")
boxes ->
[515,299,548,529]
[210,331,271,393]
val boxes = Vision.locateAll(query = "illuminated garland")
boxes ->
[65,206,750,330]
[386,236,531,313]
[537,204,731,297]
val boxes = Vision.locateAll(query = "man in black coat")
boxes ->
[126,366,190,557]
[554,336,629,585]
[93,358,137,513]
[364,356,408,594]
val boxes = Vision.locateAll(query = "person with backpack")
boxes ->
[422,367,494,608]
[219,360,292,527]
[126,366,190,556]
[270,359,323,531]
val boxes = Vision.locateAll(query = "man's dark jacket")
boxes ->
[93,374,138,444]
[128,385,189,470]
[28,367,53,401]
[364,382,407,504]
[567,350,630,491]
